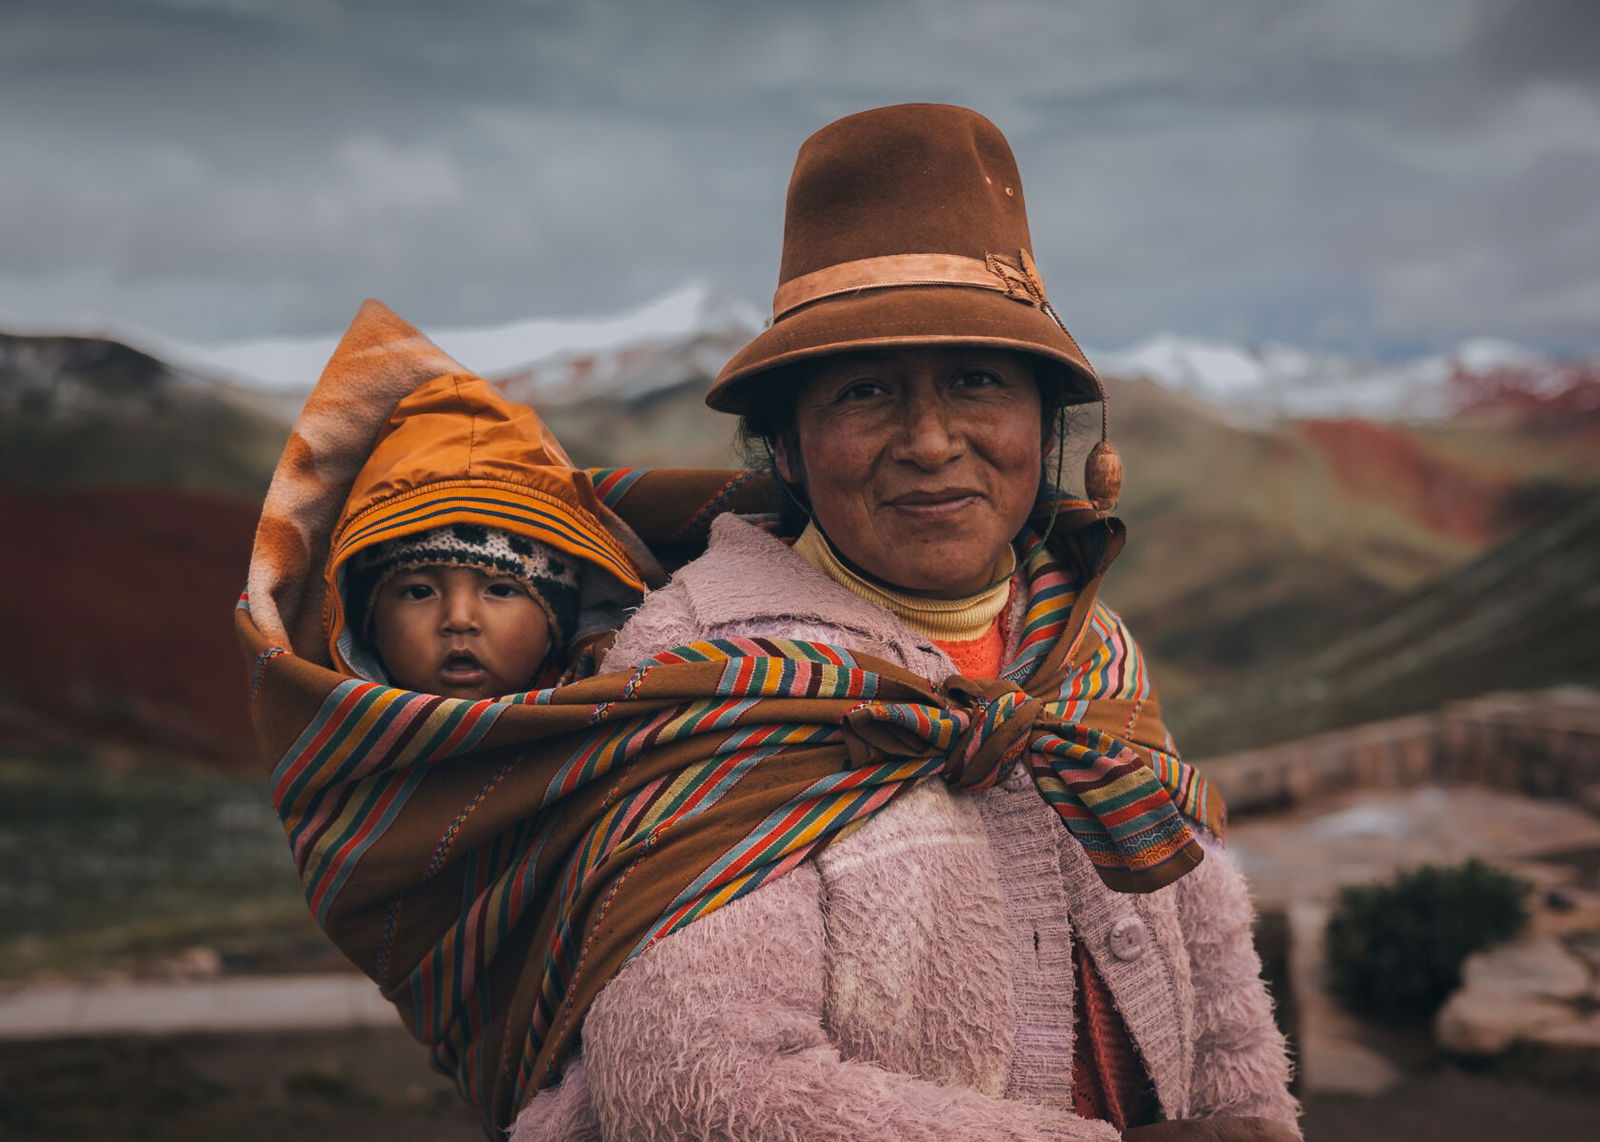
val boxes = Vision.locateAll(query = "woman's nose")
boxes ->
[892,391,965,469]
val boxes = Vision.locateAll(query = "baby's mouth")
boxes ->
[440,650,487,686]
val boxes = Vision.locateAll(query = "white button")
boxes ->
[1109,915,1148,961]
[1000,761,1031,791]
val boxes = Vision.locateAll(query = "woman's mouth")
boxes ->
[885,489,983,518]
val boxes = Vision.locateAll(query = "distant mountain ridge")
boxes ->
[1,282,763,406]
[1095,334,1599,420]
[1172,492,1600,756]
[0,329,291,496]
[7,281,1596,422]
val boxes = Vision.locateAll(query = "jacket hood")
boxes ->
[324,366,649,679]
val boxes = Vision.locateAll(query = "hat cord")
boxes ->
[1026,272,1120,514]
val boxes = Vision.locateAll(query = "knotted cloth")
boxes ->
[240,514,1223,1136]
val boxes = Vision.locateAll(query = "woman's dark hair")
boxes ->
[733,355,1081,539]
[734,364,810,537]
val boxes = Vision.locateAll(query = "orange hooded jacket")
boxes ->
[323,355,649,682]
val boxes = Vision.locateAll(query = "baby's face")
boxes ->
[372,565,553,699]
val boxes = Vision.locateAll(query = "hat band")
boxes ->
[771,251,1047,323]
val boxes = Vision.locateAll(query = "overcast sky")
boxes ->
[2,0,1596,357]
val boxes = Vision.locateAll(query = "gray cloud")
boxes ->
[1,0,1595,356]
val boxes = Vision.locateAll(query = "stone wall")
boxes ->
[1197,687,1600,818]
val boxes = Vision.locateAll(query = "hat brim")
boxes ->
[707,286,1101,413]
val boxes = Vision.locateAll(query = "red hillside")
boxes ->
[0,486,260,769]
[1296,418,1512,547]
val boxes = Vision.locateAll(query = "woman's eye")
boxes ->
[837,379,888,402]
[955,368,1002,389]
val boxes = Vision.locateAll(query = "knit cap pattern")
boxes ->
[349,522,581,648]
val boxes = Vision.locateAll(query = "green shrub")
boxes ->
[1324,859,1531,1022]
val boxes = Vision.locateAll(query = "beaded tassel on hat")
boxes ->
[1015,249,1122,513]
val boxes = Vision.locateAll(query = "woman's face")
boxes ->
[777,346,1044,597]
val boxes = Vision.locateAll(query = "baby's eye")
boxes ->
[486,581,527,598]
[398,582,435,601]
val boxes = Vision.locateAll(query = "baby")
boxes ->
[348,523,578,698]
[323,368,649,700]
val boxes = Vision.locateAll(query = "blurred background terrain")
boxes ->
[3,291,1598,1142]
[5,287,1597,771]
[3,1,1599,1139]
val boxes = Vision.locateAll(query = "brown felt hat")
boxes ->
[707,103,1103,415]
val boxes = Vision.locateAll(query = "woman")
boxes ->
[513,104,1300,1141]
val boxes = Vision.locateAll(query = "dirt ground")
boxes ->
[3,1029,1598,1141]
[0,1030,481,1142]
[1302,1068,1600,1142]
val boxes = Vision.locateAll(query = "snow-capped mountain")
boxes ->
[0,281,763,407]
[480,283,760,407]
[1088,334,1579,419]
[5,283,1594,422]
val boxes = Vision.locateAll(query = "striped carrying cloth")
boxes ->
[240,510,1223,1136]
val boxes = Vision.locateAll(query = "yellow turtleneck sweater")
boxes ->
[791,524,1016,643]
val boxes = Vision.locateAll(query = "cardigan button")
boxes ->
[1109,916,1149,961]
[1000,761,1031,791]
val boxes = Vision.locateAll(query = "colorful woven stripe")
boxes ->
[588,466,647,507]
[252,524,1217,1135]
[1061,603,1149,704]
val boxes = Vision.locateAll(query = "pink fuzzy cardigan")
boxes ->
[511,515,1299,1141]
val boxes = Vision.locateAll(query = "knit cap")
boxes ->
[346,522,581,654]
